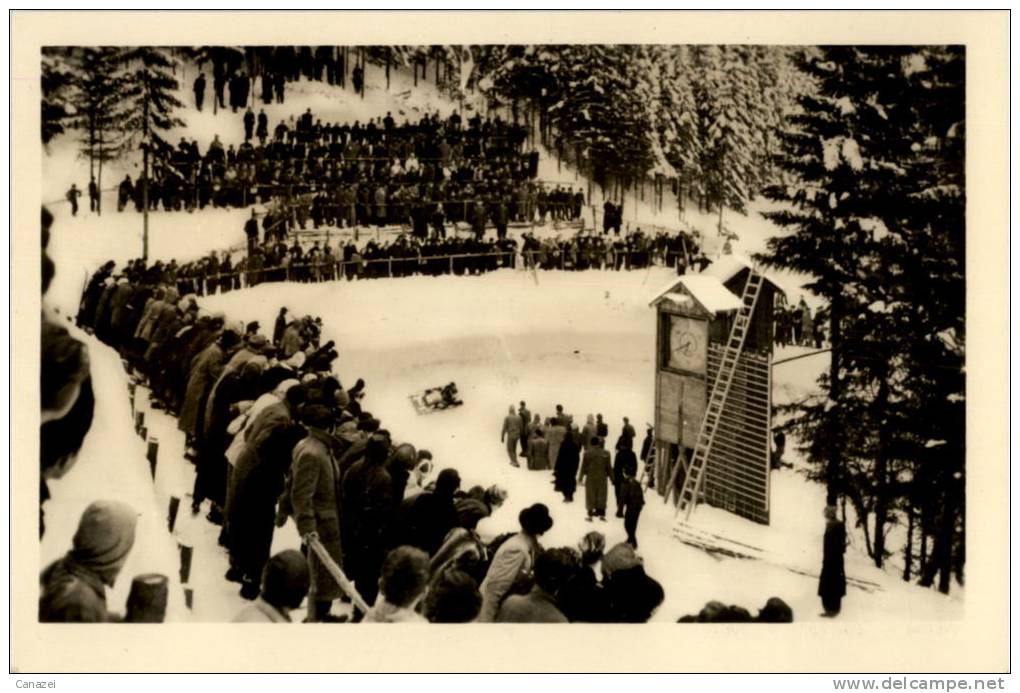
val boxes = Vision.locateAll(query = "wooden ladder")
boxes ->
[673,268,765,521]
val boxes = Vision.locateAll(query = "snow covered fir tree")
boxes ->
[37,43,966,626]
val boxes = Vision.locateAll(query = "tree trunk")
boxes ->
[872,373,891,568]
[717,203,724,235]
[826,289,844,507]
[385,52,390,90]
[919,527,929,582]
[142,75,150,261]
[903,506,914,581]
[96,129,104,216]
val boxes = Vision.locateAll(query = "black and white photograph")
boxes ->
[11,9,1009,678]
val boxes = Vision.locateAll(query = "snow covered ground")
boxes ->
[39,53,961,625]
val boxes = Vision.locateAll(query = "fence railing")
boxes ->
[169,247,689,294]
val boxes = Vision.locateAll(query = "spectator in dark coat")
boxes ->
[618,469,645,548]
[559,531,607,623]
[601,543,664,623]
[394,468,461,555]
[819,505,847,616]
[39,500,137,622]
[227,418,306,597]
[179,329,238,443]
[553,425,580,502]
[612,440,638,517]
[342,434,395,614]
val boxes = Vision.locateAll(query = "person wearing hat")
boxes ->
[288,404,344,621]
[234,549,310,623]
[478,503,553,622]
[393,468,461,556]
[40,500,138,622]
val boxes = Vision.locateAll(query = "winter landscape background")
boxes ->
[38,44,966,625]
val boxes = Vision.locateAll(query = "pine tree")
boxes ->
[758,46,965,591]
[69,47,126,215]
[41,49,75,147]
[117,47,184,259]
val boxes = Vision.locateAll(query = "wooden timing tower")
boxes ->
[649,255,785,525]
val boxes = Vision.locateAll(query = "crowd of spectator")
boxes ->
[110,108,591,245]
[60,242,675,624]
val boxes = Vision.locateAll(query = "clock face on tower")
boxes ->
[667,315,708,374]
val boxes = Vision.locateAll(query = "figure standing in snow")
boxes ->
[578,436,612,521]
[554,423,581,502]
[612,437,638,517]
[193,72,206,112]
[500,404,522,467]
[66,184,81,216]
[618,468,645,547]
[819,505,847,617]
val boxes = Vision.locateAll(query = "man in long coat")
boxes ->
[819,505,847,616]
[178,330,238,444]
[290,405,345,622]
[554,426,580,502]
[578,436,612,521]
[341,435,395,615]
